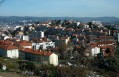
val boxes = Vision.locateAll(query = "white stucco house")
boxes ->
[32,41,55,50]
[49,53,58,66]
[0,45,19,58]
[20,48,58,66]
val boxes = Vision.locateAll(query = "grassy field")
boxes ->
[0,57,41,77]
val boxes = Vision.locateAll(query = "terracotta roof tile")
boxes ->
[65,28,74,31]
[0,40,13,45]
[97,41,114,45]
[22,48,52,56]
[14,40,32,46]
[75,46,81,49]
[0,44,18,50]
[100,46,114,49]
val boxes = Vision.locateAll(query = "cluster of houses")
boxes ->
[0,40,58,66]
[0,20,119,66]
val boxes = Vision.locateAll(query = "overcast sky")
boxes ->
[0,0,119,17]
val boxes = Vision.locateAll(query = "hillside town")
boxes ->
[0,19,119,76]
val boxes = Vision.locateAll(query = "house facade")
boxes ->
[20,48,58,66]
[49,53,58,66]
[0,45,19,58]
[32,38,55,50]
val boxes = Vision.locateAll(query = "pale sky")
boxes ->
[0,0,119,17]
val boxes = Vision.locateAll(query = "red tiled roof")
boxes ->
[100,46,114,49]
[14,40,32,46]
[97,41,114,45]
[0,44,18,50]
[75,46,81,49]
[65,28,74,31]
[43,52,52,56]
[0,40,13,45]
[6,45,18,50]
[91,45,98,48]
[22,48,52,56]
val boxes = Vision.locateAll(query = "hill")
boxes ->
[0,16,119,25]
